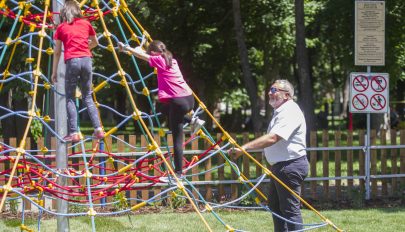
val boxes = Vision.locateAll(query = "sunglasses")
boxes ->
[269,87,289,94]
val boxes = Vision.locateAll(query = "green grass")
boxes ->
[1,207,404,231]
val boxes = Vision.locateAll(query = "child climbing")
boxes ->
[51,0,104,143]
[118,40,205,180]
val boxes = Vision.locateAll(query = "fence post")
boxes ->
[191,134,200,198]
[371,130,377,198]
[140,136,148,201]
[217,133,225,200]
[400,130,405,187]
[231,133,238,200]
[380,129,388,196]
[359,130,365,194]
[347,131,354,192]
[310,131,317,199]
[128,135,137,204]
[390,129,397,194]
[335,131,341,200]
[242,133,250,179]
[153,134,161,199]
[0,138,4,187]
[322,130,329,199]
[204,136,212,201]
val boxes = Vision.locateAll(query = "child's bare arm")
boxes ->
[118,42,150,61]
[88,35,98,50]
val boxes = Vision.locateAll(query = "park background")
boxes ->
[0,0,404,231]
[1,0,404,138]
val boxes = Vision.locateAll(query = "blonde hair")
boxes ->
[60,0,82,24]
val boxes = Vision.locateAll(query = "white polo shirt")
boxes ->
[264,100,307,165]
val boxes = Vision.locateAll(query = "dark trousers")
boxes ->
[65,57,101,134]
[268,155,309,232]
[159,95,194,174]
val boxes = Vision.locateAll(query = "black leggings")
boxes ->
[159,95,194,174]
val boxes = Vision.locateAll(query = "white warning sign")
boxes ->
[349,72,389,113]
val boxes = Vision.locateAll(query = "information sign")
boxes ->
[349,72,389,113]
[355,1,385,66]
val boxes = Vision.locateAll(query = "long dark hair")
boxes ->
[60,0,82,24]
[146,40,173,67]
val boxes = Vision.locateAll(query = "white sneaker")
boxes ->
[159,173,185,183]
[191,118,205,134]
[159,176,170,183]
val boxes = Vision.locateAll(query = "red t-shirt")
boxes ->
[54,18,96,62]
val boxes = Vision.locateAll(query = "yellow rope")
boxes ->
[119,0,151,43]
[117,11,141,45]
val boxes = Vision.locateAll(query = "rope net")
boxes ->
[0,0,342,231]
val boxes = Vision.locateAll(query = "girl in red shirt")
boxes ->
[51,0,104,143]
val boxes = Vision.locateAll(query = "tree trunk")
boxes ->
[342,76,350,117]
[263,48,279,123]
[0,89,28,142]
[232,0,262,132]
[396,79,404,119]
[294,0,316,131]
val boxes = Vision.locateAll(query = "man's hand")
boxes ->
[51,73,57,83]
[227,147,244,160]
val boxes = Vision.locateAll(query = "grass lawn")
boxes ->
[1,207,404,232]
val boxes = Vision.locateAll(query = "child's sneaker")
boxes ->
[93,128,105,140]
[159,173,185,183]
[191,117,205,134]
[63,133,80,143]
[159,176,170,183]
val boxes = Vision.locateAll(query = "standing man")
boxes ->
[232,79,309,231]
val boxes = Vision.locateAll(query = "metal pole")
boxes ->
[53,0,69,231]
[365,65,371,200]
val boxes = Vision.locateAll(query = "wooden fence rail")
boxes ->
[1,129,404,210]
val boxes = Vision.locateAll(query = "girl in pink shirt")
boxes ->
[118,40,204,181]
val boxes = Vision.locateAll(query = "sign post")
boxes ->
[353,0,386,200]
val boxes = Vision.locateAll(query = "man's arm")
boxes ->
[231,132,281,159]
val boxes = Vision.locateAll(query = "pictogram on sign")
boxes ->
[352,75,369,92]
[371,76,387,92]
[370,94,386,110]
[352,93,368,110]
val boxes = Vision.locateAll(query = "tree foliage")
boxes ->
[1,0,403,136]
